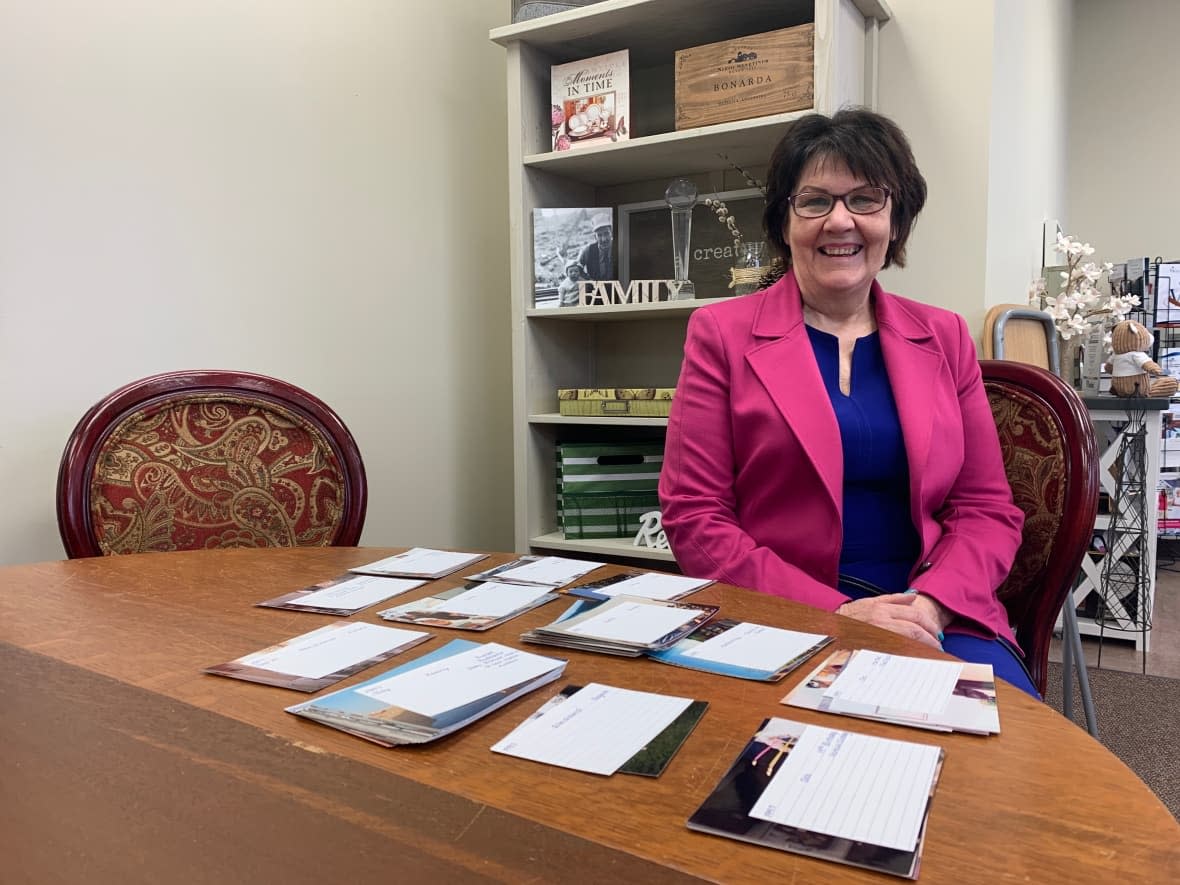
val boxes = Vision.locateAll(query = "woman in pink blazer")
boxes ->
[659,109,1035,696]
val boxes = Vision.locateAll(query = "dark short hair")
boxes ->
[762,108,927,269]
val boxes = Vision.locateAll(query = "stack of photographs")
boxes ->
[286,640,567,747]
[348,547,489,580]
[783,649,1000,735]
[520,595,719,657]
[687,717,943,880]
[377,581,559,632]
[649,619,833,682]
[565,571,713,602]
[467,554,604,588]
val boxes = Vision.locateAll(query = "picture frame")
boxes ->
[618,187,766,300]
[532,207,614,308]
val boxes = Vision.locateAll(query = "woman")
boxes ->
[658,108,1036,697]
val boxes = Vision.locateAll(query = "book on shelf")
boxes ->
[647,619,833,682]
[565,571,712,602]
[204,622,432,693]
[532,207,614,308]
[520,595,719,657]
[550,49,628,152]
[256,572,425,616]
[467,554,604,588]
[781,649,1000,735]
[377,580,559,631]
[492,682,706,777]
[348,548,489,580]
[285,640,567,747]
[687,717,944,880]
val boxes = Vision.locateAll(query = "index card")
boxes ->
[291,574,426,610]
[491,683,692,775]
[586,573,713,600]
[349,548,487,578]
[236,622,430,679]
[564,600,702,643]
[750,720,941,851]
[436,581,555,617]
[489,556,604,587]
[679,622,829,670]
[823,651,962,718]
[354,643,563,718]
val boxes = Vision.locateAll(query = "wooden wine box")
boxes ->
[674,24,814,130]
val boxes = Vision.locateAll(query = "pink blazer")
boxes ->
[659,271,1024,645]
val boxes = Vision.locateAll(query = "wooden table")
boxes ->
[2,548,1177,884]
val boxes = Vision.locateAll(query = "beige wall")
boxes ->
[875,0,1071,335]
[1069,0,1180,259]
[984,0,1070,310]
[2,0,1165,566]
[0,1,514,565]
[874,0,996,328]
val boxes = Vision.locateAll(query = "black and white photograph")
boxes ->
[532,207,614,308]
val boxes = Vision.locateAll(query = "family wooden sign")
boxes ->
[578,279,693,306]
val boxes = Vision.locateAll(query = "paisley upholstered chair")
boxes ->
[981,360,1099,730]
[57,370,367,558]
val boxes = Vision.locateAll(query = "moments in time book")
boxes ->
[551,49,629,152]
[286,640,567,746]
[688,717,944,880]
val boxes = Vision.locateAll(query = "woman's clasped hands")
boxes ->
[836,592,951,650]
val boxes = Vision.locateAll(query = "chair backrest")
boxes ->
[982,303,1061,373]
[980,360,1098,694]
[57,370,367,558]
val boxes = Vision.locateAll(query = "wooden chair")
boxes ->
[981,303,1061,372]
[57,370,367,558]
[981,360,1099,723]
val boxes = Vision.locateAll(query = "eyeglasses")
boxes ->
[787,186,891,219]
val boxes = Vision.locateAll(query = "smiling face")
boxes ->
[784,155,893,307]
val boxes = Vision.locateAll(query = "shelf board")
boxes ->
[527,295,736,321]
[522,112,808,185]
[1074,616,1151,650]
[491,0,891,61]
[529,531,676,563]
[530,413,668,427]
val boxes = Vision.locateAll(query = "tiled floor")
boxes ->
[1049,557,1180,679]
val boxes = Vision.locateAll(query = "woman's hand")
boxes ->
[836,593,947,649]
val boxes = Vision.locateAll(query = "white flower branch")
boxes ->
[1028,233,1137,347]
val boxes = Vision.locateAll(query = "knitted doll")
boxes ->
[1108,320,1179,397]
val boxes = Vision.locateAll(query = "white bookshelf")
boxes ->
[491,0,891,561]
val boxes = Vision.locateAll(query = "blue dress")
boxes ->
[806,325,1039,698]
